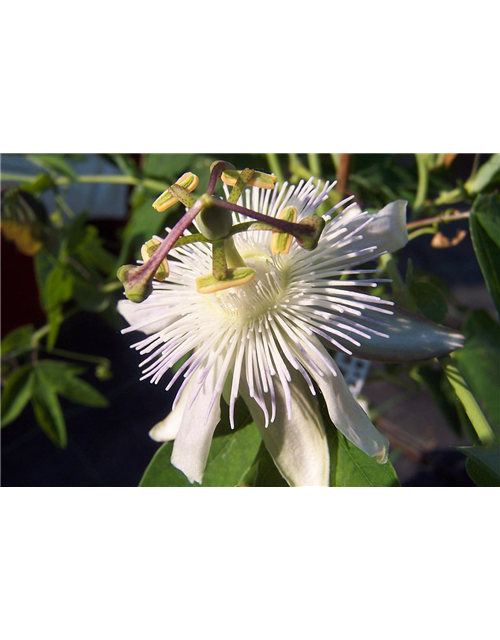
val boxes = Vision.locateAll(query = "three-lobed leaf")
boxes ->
[37,360,109,408]
[1,364,35,427]
[1,324,35,356]
[32,368,67,447]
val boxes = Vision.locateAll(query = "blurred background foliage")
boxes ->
[1,153,499,486]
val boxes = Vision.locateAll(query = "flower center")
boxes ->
[201,243,290,324]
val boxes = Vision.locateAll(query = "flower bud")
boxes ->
[152,172,199,212]
[117,264,154,303]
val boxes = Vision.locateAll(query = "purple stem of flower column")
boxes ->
[127,198,205,286]
[206,161,233,196]
[215,198,315,238]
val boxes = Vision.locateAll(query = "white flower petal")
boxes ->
[241,370,330,487]
[149,376,197,442]
[304,338,389,463]
[170,364,222,485]
[118,297,179,336]
[365,199,408,254]
[342,305,466,362]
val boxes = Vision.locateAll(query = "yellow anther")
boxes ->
[196,268,256,294]
[270,206,298,255]
[221,170,277,189]
[152,172,199,212]
[141,238,169,281]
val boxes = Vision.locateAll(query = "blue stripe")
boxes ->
[330,488,337,640]
[248,487,254,640]
[254,487,290,640]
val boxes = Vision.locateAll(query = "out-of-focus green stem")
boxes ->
[307,153,322,177]
[414,154,429,212]
[441,356,495,445]
[44,347,111,367]
[1,172,168,192]
[265,154,285,185]
[407,227,437,242]
[331,153,340,170]
[29,308,79,349]
[288,154,311,181]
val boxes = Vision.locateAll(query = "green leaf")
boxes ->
[35,359,86,377]
[76,227,116,275]
[465,154,500,195]
[47,307,64,351]
[459,445,500,487]
[102,153,139,177]
[19,173,55,196]
[118,199,171,265]
[453,310,500,438]
[441,356,495,445]
[1,364,34,427]
[140,421,262,487]
[470,194,500,317]
[32,368,67,447]
[72,276,109,313]
[254,444,288,487]
[26,154,78,181]
[45,265,74,310]
[37,361,109,408]
[34,252,54,308]
[66,212,89,253]
[330,431,400,487]
[1,324,35,356]
[409,281,448,323]
[144,154,194,181]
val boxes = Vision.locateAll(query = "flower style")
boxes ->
[118,176,465,486]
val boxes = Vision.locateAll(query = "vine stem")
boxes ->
[307,153,322,178]
[413,154,429,212]
[336,154,351,195]
[1,172,168,192]
[406,211,470,230]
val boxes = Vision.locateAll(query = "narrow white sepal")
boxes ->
[241,371,330,487]
[170,363,222,484]
[305,337,389,463]
[149,376,197,442]
[366,199,409,254]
